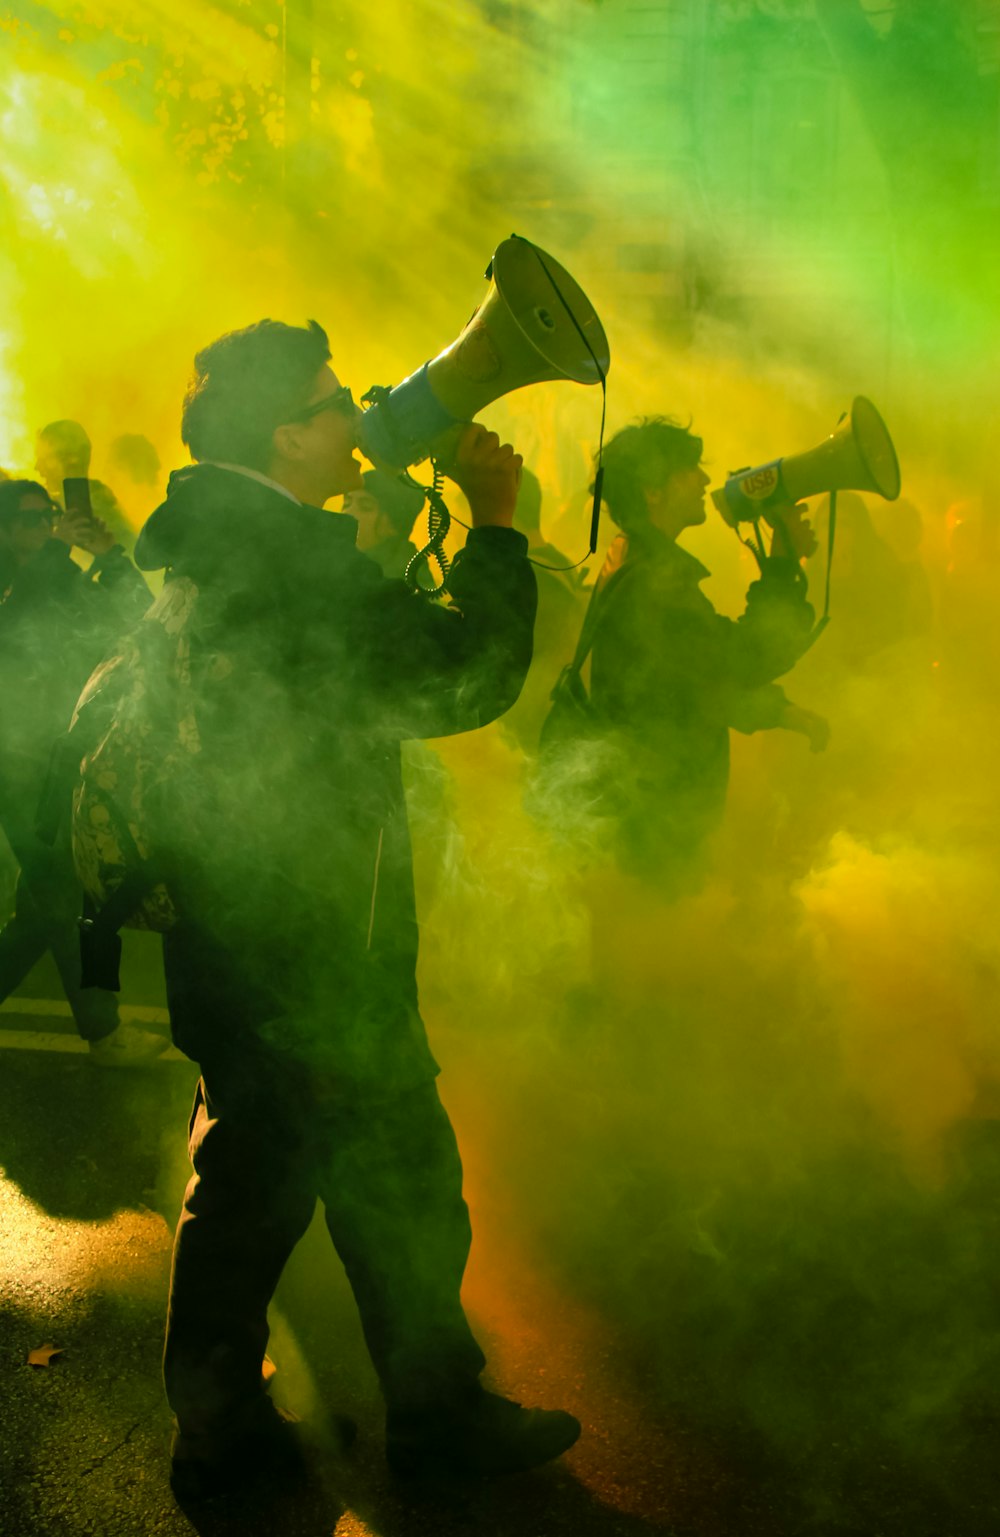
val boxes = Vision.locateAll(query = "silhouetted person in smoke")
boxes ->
[807,492,927,677]
[130,319,578,1499]
[0,479,157,1063]
[108,432,163,523]
[875,496,934,639]
[936,498,997,693]
[109,432,161,489]
[35,418,135,552]
[586,418,817,893]
[341,467,426,580]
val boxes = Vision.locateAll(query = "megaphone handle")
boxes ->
[739,519,768,573]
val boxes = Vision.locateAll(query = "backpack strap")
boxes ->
[79,873,152,992]
[564,557,638,682]
[78,812,163,992]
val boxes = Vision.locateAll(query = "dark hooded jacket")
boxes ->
[134,464,536,1090]
[589,526,814,884]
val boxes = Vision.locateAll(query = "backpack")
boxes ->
[69,575,226,987]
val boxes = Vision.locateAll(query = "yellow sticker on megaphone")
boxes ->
[738,464,780,501]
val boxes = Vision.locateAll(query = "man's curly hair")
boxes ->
[595,417,703,533]
[181,319,332,471]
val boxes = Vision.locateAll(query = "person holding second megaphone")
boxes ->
[542,416,824,895]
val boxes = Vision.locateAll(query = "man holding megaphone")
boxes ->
[581,416,821,893]
[565,396,901,891]
[110,316,588,1496]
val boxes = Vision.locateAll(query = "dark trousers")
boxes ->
[0,820,119,1043]
[163,1063,486,1442]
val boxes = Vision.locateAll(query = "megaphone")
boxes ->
[357,234,610,471]
[711,397,901,526]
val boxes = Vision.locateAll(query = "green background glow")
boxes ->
[3,2,1000,1526]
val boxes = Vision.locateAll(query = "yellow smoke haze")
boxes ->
[3,0,1000,1490]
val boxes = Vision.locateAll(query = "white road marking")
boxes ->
[0,997,183,1060]
[0,1028,187,1060]
[0,997,170,1025]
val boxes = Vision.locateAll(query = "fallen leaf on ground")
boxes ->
[27,1344,63,1368]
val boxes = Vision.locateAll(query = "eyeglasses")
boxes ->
[18,500,58,524]
[292,385,356,424]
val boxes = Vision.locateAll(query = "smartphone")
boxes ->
[63,477,95,519]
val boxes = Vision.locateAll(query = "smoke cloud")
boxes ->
[3,1,999,1526]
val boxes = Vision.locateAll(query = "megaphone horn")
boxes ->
[711,397,901,526]
[357,235,611,471]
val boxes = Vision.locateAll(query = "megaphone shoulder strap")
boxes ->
[518,237,609,564]
[822,488,837,624]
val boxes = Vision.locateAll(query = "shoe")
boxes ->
[88,1021,170,1067]
[386,1389,581,1480]
[170,1399,306,1502]
[169,1397,357,1503]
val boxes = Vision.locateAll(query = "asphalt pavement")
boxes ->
[2,940,1000,1535]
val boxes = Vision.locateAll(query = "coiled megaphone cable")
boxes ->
[403,462,451,597]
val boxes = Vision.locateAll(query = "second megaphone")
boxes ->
[357,235,610,471]
[712,396,901,525]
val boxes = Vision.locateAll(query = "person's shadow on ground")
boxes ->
[177,1451,676,1537]
[0,1051,197,1221]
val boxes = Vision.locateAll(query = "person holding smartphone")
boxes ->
[0,478,157,1063]
[34,418,136,552]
